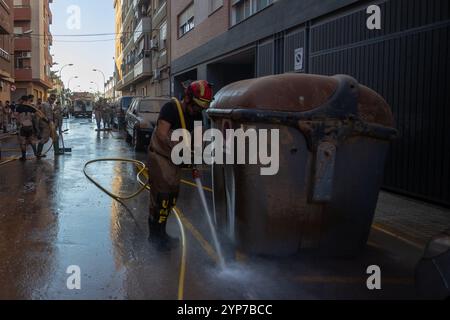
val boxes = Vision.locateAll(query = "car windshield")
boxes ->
[139,100,166,113]
[122,97,133,110]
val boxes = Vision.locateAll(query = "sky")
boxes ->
[50,0,116,93]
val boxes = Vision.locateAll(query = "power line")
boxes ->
[23,35,120,43]
[19,31,152,37]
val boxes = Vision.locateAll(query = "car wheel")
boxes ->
[125,130,132,143]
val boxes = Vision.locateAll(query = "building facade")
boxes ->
[114,0,123,96]
[105,76,116,100]
[0,0,14,102]
[12,0,53,102]
[170,0,450,206]
[114,0,170,98]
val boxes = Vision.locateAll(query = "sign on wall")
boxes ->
[294,47,304,71]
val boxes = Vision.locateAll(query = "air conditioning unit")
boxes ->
[150,39,159,50]
[24,52,32,58]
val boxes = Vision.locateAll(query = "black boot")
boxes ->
[148,218,179,251]
[31,144,39,159]
[159,219,180,251]
[36,144,43,158]
[20,151,26,161]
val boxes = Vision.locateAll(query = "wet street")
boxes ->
[0,118,425,300]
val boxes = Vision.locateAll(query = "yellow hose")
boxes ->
[83,158,149,200]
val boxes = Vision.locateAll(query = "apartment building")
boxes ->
[114,0,123,94]
[115,0,170,98]
[12,0,53,101]
[170,0,450,207]
[0,0,14,102]
[105,76,116,100]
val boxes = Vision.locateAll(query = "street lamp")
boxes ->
[92,68,106,97]
[58,63,74,105]
[68,76,79,91]
[90,81,99,92]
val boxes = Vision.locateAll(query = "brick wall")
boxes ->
[171,0,229,61]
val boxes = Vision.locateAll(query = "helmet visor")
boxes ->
[193,97,211,109]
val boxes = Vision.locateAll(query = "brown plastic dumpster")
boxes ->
[207,74,397,257]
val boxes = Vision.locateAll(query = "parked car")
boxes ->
[113,96,135,130]
[125,97,170,150]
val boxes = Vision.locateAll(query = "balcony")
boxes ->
[0,52,13,80]
[134,17,151,43]
[157,50,168,69]
[14,6,31,21]
[0,4,12,35]
[153,1,167,27]
[15,68,32,81]
[134,57,151,78]
[14,37,31,51]
[46,50,53,65]
[123,69,135,86]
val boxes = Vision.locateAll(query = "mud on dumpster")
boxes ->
[207,73,397,257]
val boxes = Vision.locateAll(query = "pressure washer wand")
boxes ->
[192,167,226,269]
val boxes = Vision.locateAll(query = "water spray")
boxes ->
[193,167,226,269]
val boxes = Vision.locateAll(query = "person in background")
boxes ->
[4,101,11,132]
[36,94,56,158]
[0,101,5,133]
[102,100,112,130]
[28,95,35,107]
[53,100,63,134]
[10,101,17,131]
[93,99,104,131]
[15,96,38,161]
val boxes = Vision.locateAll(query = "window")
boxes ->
[178,3,194,37]
[231,0,273,25]
[153,0,166,13]
[159,21,167,49]
[14,27,23,35]
[209,0,223,14]
[15,51,31,69]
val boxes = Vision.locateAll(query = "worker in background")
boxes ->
[53,100,63,134]
[36,94,56,158]
[28,95,35,107]
[36,99,42,111]
[102,100,112,130]
[93,99,103,131]
[147,80,213,251]
[3,101,11,133]
[10,101,17,131]
[15,96,38,161]
[0,101,5,133]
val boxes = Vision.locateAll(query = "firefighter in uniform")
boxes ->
[147,80,213,251]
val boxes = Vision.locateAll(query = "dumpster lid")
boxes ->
[210,74,393,127]
[211,73,338,113]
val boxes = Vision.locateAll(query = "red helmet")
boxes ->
[186,80,213,108]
